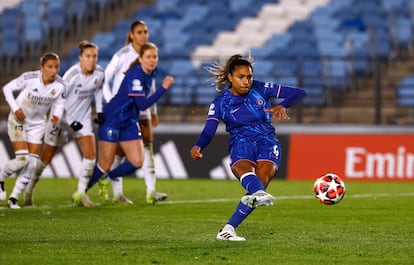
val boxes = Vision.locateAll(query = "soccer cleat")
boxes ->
[113,195,134,205]
[7,197,21,209]
[241,190,275,208]
[216,224,246,241]
[72,192,95,208]
[23,192,34,207]
[98,179,109,202]
[146,190,168,204]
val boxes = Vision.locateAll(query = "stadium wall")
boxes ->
[0,124,413,181]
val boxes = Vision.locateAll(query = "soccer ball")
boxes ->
[313,173,345,205]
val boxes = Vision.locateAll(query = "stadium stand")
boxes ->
[2,0,414,124]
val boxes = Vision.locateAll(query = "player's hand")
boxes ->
[265,105,289,121]
[14,109,25,122]
[70,121,83,131]
[151,113,159,127]
[190,146,203,160]
[162,76,174,90]
[93,112,105,125]
[51,115,59,125]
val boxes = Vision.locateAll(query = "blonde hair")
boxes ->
[204,54,253,92]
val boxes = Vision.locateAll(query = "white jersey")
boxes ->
[3,70,66,127]
[103,43,138,102]
[103,43,156,117]
[61,63,105,125]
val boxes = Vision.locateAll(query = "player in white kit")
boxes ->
[0,53,66,209]
[22,41,105,207]
[102,20,167,204]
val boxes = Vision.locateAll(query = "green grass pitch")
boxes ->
[0,178,413,265]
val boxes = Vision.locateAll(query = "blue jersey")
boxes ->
[102,64,164,129]
[195,80,306,150]
[207,80,303,145]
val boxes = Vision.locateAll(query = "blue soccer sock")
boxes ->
[240,173,265,194]
[228,200,255,228]
[87,164,106,191]
[107,160,138,180]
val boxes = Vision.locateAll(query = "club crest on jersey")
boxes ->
[132,79,143,91]
[50,89,56,95]
[256,98,265,107]
[94,78,98,85]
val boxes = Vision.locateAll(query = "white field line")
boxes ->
[1,192,414,210]
[159,192,414,205]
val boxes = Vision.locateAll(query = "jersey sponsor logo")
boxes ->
[132,79,143,91]
[230,107,240,114]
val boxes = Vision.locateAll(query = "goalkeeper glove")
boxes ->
[93,113,105,125]
[70,121,83,131]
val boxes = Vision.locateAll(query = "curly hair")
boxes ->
[204,54,253,92]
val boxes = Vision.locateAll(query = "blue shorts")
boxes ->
[98,122,142,142]
[229,135,281,168]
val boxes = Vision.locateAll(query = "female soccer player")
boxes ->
[0,53,66,209]
[78,43,173,205]
[190,54,307,240]
[22,40,105,207]
[102,20,166,204]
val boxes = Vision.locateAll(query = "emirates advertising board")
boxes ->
[288,134,414,181]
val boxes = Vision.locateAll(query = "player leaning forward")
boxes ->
[190,54,307,240]
[0,53,66,208]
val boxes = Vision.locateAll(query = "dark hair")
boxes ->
[125,20,148,45]
[40,52,60,65]
[78,40,98,55]
[205,54,253,91]
[125,42,158,73]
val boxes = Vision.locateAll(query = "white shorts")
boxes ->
[44,117,95,147]
[139,108,151,120]
[7,112,45,144]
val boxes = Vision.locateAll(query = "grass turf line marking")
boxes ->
[159,192,414,205]
[0,192,413,209]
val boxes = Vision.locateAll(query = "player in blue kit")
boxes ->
[73,43,174,207]
[190,54,306,241]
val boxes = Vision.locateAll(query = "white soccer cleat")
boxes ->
[216,224,246,241]
[7,198,21,209]
[72,192,95,208]
[241,190,275,208]
[113,195,134,205]
[146,190,167,204]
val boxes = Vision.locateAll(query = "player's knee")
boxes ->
[129,157,144,168]
[15,153,29,169]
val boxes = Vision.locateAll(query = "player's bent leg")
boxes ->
[8,154,39,208]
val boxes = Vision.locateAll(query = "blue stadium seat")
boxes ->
[397,77,414,106]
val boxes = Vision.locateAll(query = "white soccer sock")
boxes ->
[111,155,124,197]
[77,158,95,193]
[25,159,46,195]
[0,150,29,181]
[143,143,156,195]
[10,154,38,200]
